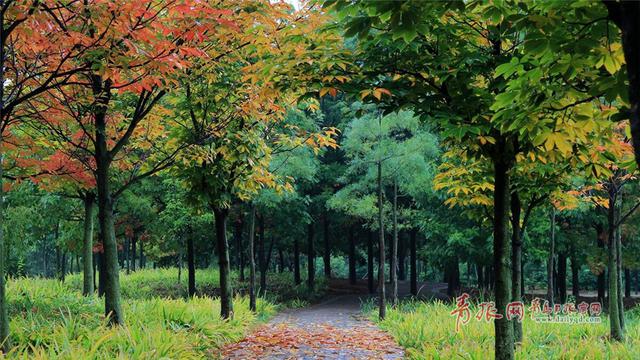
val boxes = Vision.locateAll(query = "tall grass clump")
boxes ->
[371,299,640,359]
[5,274,276,359]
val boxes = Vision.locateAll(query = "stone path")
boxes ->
[222,295,404,359]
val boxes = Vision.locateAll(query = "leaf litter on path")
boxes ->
[222,322,404,359]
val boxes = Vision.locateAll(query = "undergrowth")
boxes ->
[366,299,640,359]
[5,272,277,359]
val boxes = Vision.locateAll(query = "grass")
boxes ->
[367,300,640,359]
[4,270,278,359]
[65,267,328,305]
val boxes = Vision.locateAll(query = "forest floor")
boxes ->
[221,279,446,359]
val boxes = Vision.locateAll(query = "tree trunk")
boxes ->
[94,77,123,325]
[607,190,624,341]
[521,261,525,297]
[323,213,331,278]
[558,253,567,304]
[348,225,357,285]
[547,208,555,307]
[368,230,375,294]
[410,228,417,296]
[616,220,624,330]
[398,231,406,281]
[307,221,315,290]
[124,237,130,274]
[486,265,494,290]
[293,236,301,285]
[377,161,386,320]
[258,215,266,293]
[60,250,67,282]
[235,217,244,282]
[131,234,137,272]
[139,240,145,269]
[82,194,95,295]
[596,224,606,305]
[446,257,460,297]
[493,153,514,360]
[625,268,631,298]
[248,204,257,312]
[571,255,580,297]
[510,191,523,343]
[604,2,640,169]
[390,180,399,306]
[213,207,233,319]
[477,264,484,289]
[187,231,196,297]
[277,247,284,273]
[97,251,105,297]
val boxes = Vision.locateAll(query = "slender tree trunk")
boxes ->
[60,251,67,282]
[571,256,580,297]
[510,191,523,343]
[213,207,233,319]
[486,266,493,290]
[625,268,631,298]
[596,224,606,305]
[323,213,331,278]
[248,204,257,312]
[446,257,460,296]
[616,221,624,330]
[547,208,555,307]
[258,215,266,293]
[398,231,406,281]
[377,161,386,320]
[93,253,98,293]
[521,261,525,296]
[558,253,567,304]
[493,154,514,360]
[234,217,244,282]
[390,180,399,306]
[293,236,301,285]
[82,194,95,295]
[348,225,357,285]
[124,237,130,274]
[97,251,105,297]
[307,221,315,290]
[139,240,145,269]
[131,234,137,272]
[368,230,375,294]
[265,235,274,276]
[410,229,417,296]
[477,264,484,289]
[277,247,284,273]
[607,190,624,341]
[187,231,196,297]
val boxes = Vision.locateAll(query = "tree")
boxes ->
[329,1,621,357]
[329,104,438,315]
[0,0,96,346]
[34,0,229,325]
